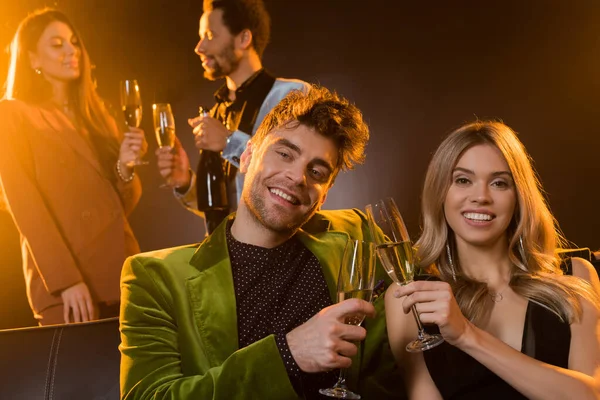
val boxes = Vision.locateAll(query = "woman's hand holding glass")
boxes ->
[394,280,471,346]
[366,197,444,352]
[119,79,148,166]
[118,127,147,177]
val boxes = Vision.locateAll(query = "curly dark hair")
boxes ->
[253,86,369,175]
[203,0,270,58]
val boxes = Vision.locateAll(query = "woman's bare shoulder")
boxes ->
[571,257,599,283]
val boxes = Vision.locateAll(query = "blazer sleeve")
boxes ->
[109,116,142,216]
[172,170,207,217]
[119,256,299,400]
[0,101,83,295]
[113,165,142,217]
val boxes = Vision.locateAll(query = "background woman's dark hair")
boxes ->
[3,8,121,179]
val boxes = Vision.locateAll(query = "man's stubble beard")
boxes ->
[242,179,321,236]
[202,40,241,81]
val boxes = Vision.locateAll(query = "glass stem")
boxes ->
[410,304,427,340]
[401,280,427,339]
[334,368,348,389]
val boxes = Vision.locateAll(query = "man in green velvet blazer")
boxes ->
[119,86,403,399]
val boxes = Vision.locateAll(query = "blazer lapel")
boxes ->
[186,216,239,367]
[182,212,358,371]
[299,213,357,300]
[37,106,105,177]
[297,228,349,303]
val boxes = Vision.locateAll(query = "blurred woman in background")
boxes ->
[0,8,146,325]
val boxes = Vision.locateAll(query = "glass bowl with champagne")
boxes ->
[366,197,444,352]
[152,103,177,189]
[319,239,376,399]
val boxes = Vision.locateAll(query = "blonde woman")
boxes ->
[386,121,600,399]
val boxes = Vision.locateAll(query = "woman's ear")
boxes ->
[239,141,254,174]
[28,51,40,70]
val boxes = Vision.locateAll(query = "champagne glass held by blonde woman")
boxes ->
[0,8,147,325]
[386,121,600,400]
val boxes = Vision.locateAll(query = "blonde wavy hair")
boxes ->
[416,120,598,325]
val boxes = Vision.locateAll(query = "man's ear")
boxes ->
[239,141,254,174]
[236,29,253,51]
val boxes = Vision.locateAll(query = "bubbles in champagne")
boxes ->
[155,127,175,148]
[337,289,373,326]
[123,105,142,128]
[376,241,415,285]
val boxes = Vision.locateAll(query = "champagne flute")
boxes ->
[119,79,148,165]
[366,197,444,352]
[152,103,177,189]
[319,239,376,400]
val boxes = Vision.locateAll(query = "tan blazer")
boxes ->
[0,99,141,316]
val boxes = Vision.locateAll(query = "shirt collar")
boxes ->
[214,68,266,103]
[225,217,300,254]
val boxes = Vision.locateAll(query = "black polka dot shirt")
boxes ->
[227,222,337,398]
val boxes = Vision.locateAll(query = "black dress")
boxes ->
[423,259,574,400]
[423,301,571,399]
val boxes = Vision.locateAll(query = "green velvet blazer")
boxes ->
[120,209,403,399]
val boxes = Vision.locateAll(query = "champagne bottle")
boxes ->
[195,106,230,234]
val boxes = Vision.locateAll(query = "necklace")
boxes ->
[489,285,510,302]
[489,291,504,302]
[59,100,70,113]
[51,96,70,109]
